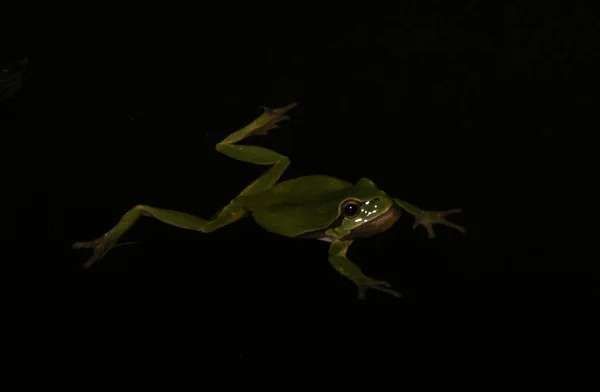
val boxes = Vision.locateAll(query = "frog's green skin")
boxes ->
[73,103,466,299]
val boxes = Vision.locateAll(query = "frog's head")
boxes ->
[326,178,401,240]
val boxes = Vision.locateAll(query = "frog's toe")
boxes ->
[443,208,462,215]
[358,281,402,299]
[73,234,117,268]
[259,102,298,114]
[413,209,466,237]
[413,221,436,238]
[373,280,393,288]
[438,209,467,233]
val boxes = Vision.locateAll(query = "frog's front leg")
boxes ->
[328,240,402,299]
[393,198,466,238]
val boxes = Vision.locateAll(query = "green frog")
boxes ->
[73,103,466,299]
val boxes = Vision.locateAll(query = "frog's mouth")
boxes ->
[343,205,402,240]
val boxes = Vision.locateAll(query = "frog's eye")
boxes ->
[341,200,361,219]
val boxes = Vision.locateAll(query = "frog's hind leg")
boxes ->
[73,103,297,268]
[215,103,297,196]
[73,203,247,268]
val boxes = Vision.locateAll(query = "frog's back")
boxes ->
[234,175,353,237]
[238,175,352,209]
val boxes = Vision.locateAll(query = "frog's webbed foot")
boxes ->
[73,233,119,269]
[412,209,466,238]
[357,279,402,300]
[253,102,298,135]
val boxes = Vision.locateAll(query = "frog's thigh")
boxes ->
[140,204,247,233]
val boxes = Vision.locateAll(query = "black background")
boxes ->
[1,1,598,364]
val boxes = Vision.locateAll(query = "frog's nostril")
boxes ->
[372,197,380,203]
